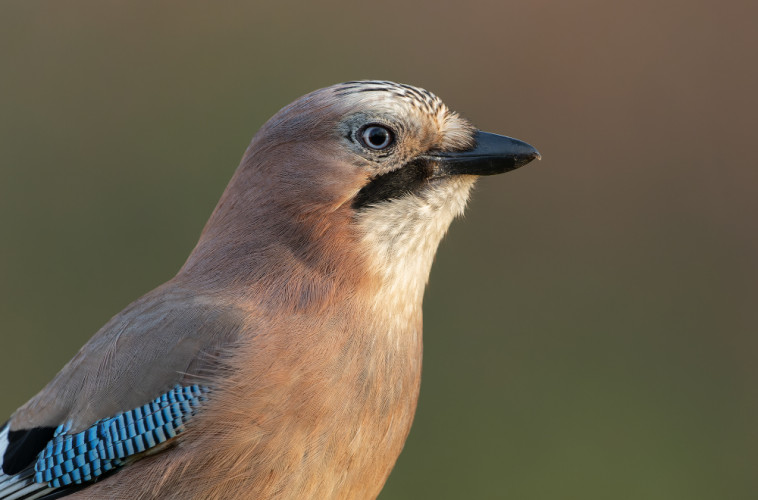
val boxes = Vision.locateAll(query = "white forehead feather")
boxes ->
[333,81,446,117]
[329,80,473,151]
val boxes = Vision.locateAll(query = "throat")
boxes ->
[355,177,475,307]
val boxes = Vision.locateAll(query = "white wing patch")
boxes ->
[0,425,8,464]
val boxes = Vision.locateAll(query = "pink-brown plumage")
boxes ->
[0,81,539,499]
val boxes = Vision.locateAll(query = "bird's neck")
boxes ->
[355,176,475,316]
[161,179,475,499]
[177,184,368,310]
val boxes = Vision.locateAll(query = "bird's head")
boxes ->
[186,81,539,306]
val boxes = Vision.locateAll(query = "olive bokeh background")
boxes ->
[1,2,756,498]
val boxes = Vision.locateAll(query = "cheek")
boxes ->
[313,163,368,207]
[369,140,426,177]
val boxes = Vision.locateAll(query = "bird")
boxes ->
[0,80,539,499]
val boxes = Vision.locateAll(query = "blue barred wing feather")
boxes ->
[0,384,209,500]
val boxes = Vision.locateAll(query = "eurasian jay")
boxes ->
[0,81,539,499]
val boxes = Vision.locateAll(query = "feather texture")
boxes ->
[34,385,209,488]
[1,81,538,499]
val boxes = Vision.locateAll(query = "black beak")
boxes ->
[423,131,540,178]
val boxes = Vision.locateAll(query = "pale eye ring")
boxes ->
[359,125,394,150]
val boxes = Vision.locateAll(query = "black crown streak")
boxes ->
[2,425,56,475]
[352,160,433,210]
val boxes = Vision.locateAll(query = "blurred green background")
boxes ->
[1,1,756,498]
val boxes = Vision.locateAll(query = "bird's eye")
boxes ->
[359,125,394,150]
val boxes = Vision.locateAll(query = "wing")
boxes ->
[0,385,209,499]
[0,282,244,499]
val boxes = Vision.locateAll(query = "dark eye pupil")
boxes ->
[361,126,392,149]
[367,128,387,146]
